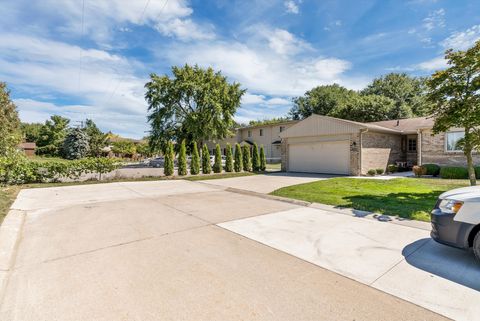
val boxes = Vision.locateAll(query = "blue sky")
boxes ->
[1,0,479,138]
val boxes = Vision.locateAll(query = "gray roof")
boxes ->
[368,117,434,134]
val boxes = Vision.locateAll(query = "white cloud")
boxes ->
[422,8,445,31]
[284,1,299,14]
[416,56,447,71]
[242,93,266,105]
[441,25,480,50]
[267,28,311,55]
[266,98,291,106]
[155,18,215,41]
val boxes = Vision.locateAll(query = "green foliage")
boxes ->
[332,94,397,122]
[387,164,398,173]
[440,167,468,179]
[36,115,70,156]
[0,83,21,156]
[20,122,42,143]
[427,40,480,185]
[145,64,246,151]
[213,144,222,173]
[421,164,441,176]
[178,140,187,176]
[225,143,233,172]
[248,117,291,126]
[0,156,119,185]
[259,145,266,171]
[111,140,136,158]
[234,143,243,172]
[163,141,174,176]
[201,144,211,174]
[475,167,480,179]
[242,145,252,172]
[251,143,260,171]
[135,142,153,157]
[375,168,384,175]
[190,142,200,175]
[367,169,376,176]
[84,119,108,157]
[62,127,90,160]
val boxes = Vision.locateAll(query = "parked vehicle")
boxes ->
[431,186,480,261]
[149,157,164,168]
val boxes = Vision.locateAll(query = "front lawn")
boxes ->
[271,178,470,221]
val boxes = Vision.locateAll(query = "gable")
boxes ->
[280,115,365,138]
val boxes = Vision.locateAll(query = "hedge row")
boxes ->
[415,163,480,179]
[0,154,120,185]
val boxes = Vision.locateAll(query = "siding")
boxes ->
[281,115,364,138]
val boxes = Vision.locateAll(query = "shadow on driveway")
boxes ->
[402,238,480,291]
[265,172,342,179]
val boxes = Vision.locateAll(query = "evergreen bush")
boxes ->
[225,143,233,172]
[62,127,90,160]
[440,167,468,179]
[163,141,174,176]
[234,143,243,172]
[242,145,252,172]
[421,163,440,176]
[178,140,187,176]
[190,142,200,175]
[213,144,222,173]
[201,144,212,174]
[259,145,266,171]
[252,143,260,171]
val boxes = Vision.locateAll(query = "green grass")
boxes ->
[271,178,470,221]
[27,156,72,163]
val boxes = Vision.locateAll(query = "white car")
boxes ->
[431,185,480,261]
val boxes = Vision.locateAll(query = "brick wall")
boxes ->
[420,129,480,166]
[361,131,403,174]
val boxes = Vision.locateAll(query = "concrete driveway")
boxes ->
[0,180,447,321]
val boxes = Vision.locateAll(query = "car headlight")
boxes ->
[438,199,463,214]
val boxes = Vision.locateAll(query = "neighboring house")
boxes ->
[205,120,299,161]
[280,114,474,175]
[18,142,36,156]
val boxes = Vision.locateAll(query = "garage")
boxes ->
[288,140,350,174]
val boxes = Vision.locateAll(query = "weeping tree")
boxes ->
[259,145,266,171]
[190,142,200,175]
[213,144,222,173]
[252,143,260,171]
[225,143,233,172]
[178,140,187,176]
[234,143,243,172]
[62,127,90,160]
[242,145,252,172]
[201,144,211,174]
[163,141,174,176]
[427,40,480,186]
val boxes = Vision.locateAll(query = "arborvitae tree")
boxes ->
[201,144,212,174]
[259,145,266,171]
[234,143,243,172]
[190,142,200,175]
[213,144,222,173]
[62,127,90,160]
[178,140,187,176]
[242,145,252,172]
[163,141,174,176]
[225,143,233,172]
[252,143,260,171]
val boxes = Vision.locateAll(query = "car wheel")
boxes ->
[474,232,480,262]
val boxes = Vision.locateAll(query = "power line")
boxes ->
[78,0,85,92]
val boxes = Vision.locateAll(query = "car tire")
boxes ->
[474,232,480,262]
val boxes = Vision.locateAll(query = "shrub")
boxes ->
[177,140,187,176]
[225,143,233,172]
[234,143,243,172]
[242,145,252,172]
[62,127,90,160]
[412,165,427,177]
[475,166,480,179]
[367,169,376,176]
[375,168,384,175]
[213,144,222,173]
[387,164,398,173]
[163,141,174,176]
[190,142,200,175]
[201,144,211,174]
[421,163,440,176]
[252,143,260,171]
[259,145,266,171]
[440,167,468,179]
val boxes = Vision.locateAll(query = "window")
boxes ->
[248,130,252,138]
[446,131,464,152]
[279,126,285,132]
[407,138,417,152]
[259,129,264,136]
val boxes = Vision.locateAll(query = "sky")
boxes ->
[1,0,480,138]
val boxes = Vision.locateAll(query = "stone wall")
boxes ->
[420,129,480,166]
[361,131,403,174]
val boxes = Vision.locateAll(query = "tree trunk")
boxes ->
[466,150,476,186]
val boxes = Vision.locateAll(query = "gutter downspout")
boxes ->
[417,129,422,166]
[359,128,368,176]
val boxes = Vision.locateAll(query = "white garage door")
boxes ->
[288,140,350,174]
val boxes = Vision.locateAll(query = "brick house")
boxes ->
[280,114,474,175]
[18,142,36,156]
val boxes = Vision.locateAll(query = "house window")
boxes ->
[279,126,285,132]
[446,131,464,152]
[407,138,417,152]
[248,130,252,138]
[259,129,264,136]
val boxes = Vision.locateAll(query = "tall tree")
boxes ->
[36,115,70,156]
[427,40,480,186]
[111,140,136,158]
[362,73,430,119]
[20,122,43,143]
[145,64,245,151]
[0,82,21,156]
[84,119,108,157]
[332,95,397,122]
[62,127,90,160]
[190,142,200,175]
[178,140,187,176]
[290,84,358,120]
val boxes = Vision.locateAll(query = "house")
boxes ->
[205,120,299,162]
[280,114,474,175]
[18,142,36,156]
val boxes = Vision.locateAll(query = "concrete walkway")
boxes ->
[0,180,446,321]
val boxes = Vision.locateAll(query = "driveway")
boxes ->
[0,180,446,321]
